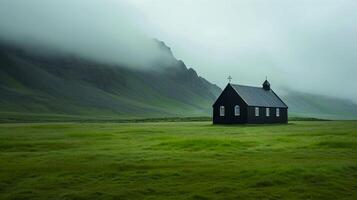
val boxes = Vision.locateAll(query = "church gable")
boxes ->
[212,84,247,107]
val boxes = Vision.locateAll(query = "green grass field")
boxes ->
[1,121,357,200]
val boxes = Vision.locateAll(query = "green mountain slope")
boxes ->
[281,91,357,120]
[0,41,221,119]
[1,41,357,121]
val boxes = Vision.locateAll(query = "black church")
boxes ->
[213,79,288,124]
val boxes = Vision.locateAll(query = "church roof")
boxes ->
[230,84,288,108]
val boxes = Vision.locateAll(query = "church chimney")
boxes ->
[263,78,270,90]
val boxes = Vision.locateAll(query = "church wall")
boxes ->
[247,107,288,124]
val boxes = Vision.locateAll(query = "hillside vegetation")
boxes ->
[0,41,220,118]
[0,121,357,199]
[1,41,357,120]
[283,91,357,120]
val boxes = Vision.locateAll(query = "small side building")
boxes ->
[212,80,288,124]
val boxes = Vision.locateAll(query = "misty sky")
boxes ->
[0,0,357,102]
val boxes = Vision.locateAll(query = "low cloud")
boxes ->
[1,0,357,102]
[129,0,357,102]
[0,0,173,68]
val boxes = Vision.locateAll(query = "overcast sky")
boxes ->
[1,0,357,102]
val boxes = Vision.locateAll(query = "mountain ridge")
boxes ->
[1,40,357,121]
[0,40,221,119]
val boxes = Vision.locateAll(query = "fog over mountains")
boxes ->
[0,0,357,120]
[1,40,357,120]
[0,40,221,118]
[130,0,357,103]
[0,0,174,69]
[1,0,357,101]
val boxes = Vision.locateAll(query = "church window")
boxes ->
[220,106,225,116]
[255,107,259,116]
[235,105,240,116]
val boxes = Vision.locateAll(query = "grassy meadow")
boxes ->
[1,121,357,199]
